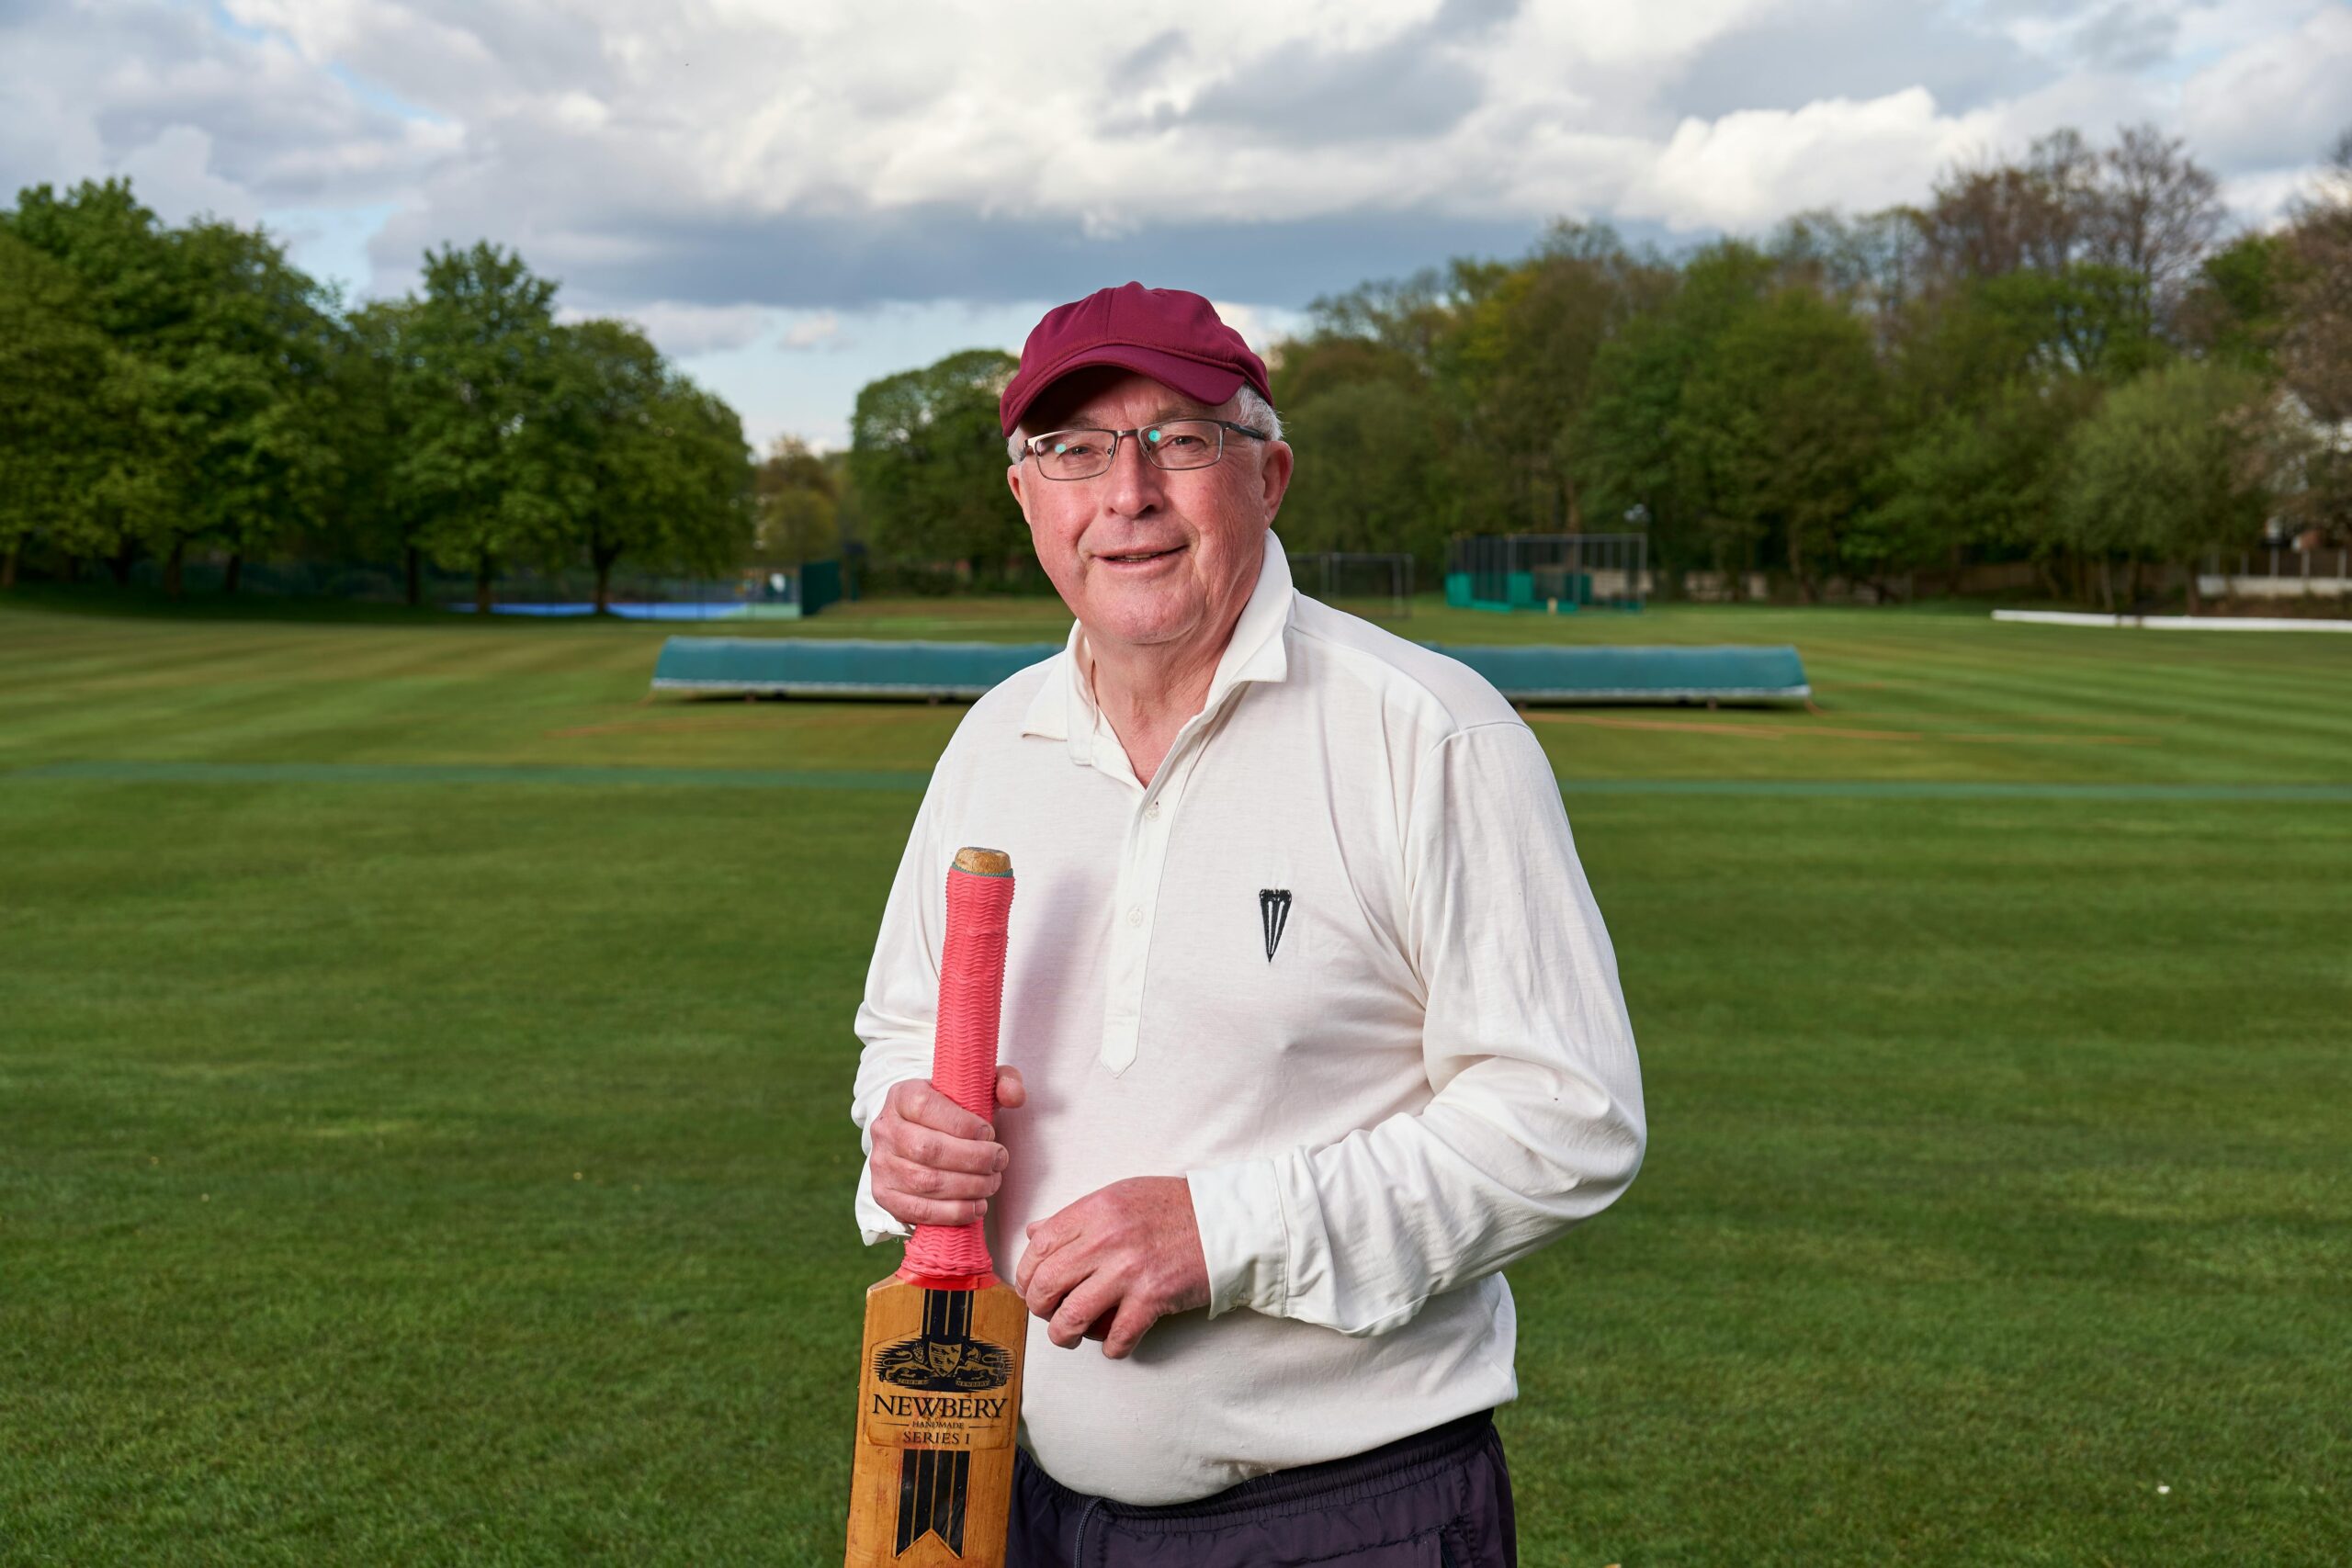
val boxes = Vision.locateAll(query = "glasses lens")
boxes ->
[1035,430,1114,480]
[1143,420,1223,469]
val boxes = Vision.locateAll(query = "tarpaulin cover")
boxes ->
[652,637,1810,705]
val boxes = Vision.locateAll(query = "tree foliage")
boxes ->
[0,183,753,607]
[8,118,2350,613]
[2057,361,2271,607]
[849,348,1023,577]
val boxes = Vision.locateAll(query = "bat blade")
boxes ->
[845,1274,1026,1566]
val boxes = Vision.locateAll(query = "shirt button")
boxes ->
[1146,800,1161,819]
[1126,906,1143,927]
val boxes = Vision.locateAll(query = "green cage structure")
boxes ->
[1446,534,1646,613]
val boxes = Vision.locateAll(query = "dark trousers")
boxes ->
[1008,1410,1516,1567]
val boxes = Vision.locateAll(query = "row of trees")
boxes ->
[10,123,2349,612]
[1276,123,2350,605]
[0,179,752,610]
[850,124,2352,606]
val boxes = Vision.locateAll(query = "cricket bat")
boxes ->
[845,847,1023,1567]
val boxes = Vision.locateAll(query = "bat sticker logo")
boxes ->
[873,1331,1014,1393]
[1260,888,1293,962]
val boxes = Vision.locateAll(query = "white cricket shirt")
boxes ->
[851,531,1646,1506]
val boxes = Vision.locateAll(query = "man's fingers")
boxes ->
[994,1066,1026,1109]
[872,1150,999,1203]
[1017,1228,1091,1320]
[1013,1206,1078,1295]
[886,1079,992,1142]
[876,1191,988,1229]
[879,1122,1005,1177]
[1098,1293,1163,1360]
[1046,1272,1124,1351]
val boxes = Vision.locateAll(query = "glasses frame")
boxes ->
[1020,419,1269,481]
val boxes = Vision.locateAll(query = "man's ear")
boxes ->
[1257,438,1295,525]
[1007,459,1028,519]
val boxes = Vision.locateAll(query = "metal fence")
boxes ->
[1294,551,1414,618]
[2207,547,2352,581]
[119,555,843,617]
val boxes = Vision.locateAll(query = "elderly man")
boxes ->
[851,283,1645,1565]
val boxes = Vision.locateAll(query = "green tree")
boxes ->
[339,297,431,604]
[1575,243,1778,591]
[1277,378,1451,574]
[1438,224,1668,536]
[0,232,110,585]
[3,179,184,581]
[397,243,578,611]
[153,219,345,593]
[3,181,345,594]
[557,318,671,614]
[1863,380,2086,590]
[2179,232,2292,375]
[2058,361,2270,609]
[849,348,1022,578]
[753,435,841,568]
[642,377,756,582]
[1677,285,1888,599]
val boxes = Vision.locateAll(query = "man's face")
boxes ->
[1006,367,1293,659]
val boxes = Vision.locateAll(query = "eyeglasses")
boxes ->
[1021,419,1268,481]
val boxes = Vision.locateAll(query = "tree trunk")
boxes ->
[164,538,186,599]
[108,538,136,588]
[224,552,243,595]
[404,544,421,609]
[2,539,17,590]
[594,553,615,615]
[2038,555,2066,602]
[2184,561,2201,615]
[2098,559,2115,613]
[475,556,493,615]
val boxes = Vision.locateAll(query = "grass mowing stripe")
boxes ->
[4,760,935,791]
[9,758,2352,802]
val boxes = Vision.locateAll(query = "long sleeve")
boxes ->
[849,773,953,1247]
[1185,720,1647,1337]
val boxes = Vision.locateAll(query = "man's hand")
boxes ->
[1014,1176,1210,1359]
[869,1067,1025,1230]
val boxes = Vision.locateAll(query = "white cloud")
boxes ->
[559,299,775,357]
[1207,300,1308,358]
[782,310,847,351]
[1624,89,1998,232]
[109,124,262,226]
[2180,4,2352,173]
[6,0,2343,387]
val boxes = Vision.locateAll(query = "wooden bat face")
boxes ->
[846,1276,1027,1565]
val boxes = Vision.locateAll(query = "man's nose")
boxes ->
[1098,434,1167,516]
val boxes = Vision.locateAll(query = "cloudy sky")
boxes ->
[6,0,2347,448]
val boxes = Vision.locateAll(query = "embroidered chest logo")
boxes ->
[1260,888,1293,962]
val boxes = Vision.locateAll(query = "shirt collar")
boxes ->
[1019,530,1295,759]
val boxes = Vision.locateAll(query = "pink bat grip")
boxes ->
[901,852,1014,1284]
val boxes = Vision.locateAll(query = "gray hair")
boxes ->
[1007,385,1284,464]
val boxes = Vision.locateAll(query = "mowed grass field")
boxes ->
[2,588,2348,1565]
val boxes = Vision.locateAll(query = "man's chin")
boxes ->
[1078,592,1200,651]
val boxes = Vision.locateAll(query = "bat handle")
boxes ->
[902,848,1013,1285]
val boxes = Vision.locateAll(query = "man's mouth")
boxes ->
[1097,546,1184,565]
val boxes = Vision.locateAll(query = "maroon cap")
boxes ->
[1000,282,1272,436]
